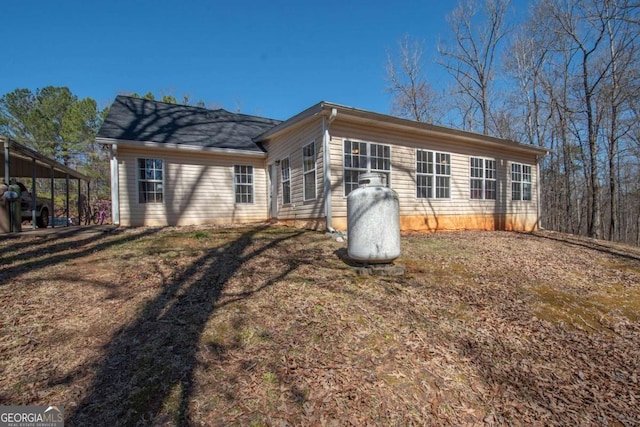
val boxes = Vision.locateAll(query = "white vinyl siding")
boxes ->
[343,139,391,196]
[327,121,540,229]
[262,119,324,221]
[303,141,316,201]
[416,150,450,199]
[137,158,164,203]
[470,157,496,200]
[117,147,268,227]
[234,165,254,204]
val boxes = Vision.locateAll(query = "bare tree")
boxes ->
[507,0,640,243]
[438,0,511,135]
[383,0,640,245]
[386,35,441,123]
[599,0,640,240]
[544,0,640,239]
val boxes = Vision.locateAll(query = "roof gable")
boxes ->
[97,96,281,152]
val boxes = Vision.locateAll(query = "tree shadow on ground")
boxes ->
[0,228,161,287]
[68,226,304,426]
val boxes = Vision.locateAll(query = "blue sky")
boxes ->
[2,0,530,120]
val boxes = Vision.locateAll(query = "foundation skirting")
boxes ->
[280,214,539,232]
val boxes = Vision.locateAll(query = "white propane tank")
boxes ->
[347,173,400,264]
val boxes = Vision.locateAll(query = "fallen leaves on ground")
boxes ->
[0,225,639,426]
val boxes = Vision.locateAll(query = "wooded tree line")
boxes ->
[387,0,640,245]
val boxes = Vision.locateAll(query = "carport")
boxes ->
[1,135,90,231]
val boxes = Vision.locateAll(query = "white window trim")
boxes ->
[234,164,254,204]
[303,141,317,201]
[281,156,291,205]
[415,149,452,200]
[511,162,533,201]
[342,138,392,197]
[136,157,165,204]
[469,156,497,200]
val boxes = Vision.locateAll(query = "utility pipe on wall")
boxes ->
[110,144,120,225]
[323,107,337,231]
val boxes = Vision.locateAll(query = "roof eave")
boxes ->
[320,102,550,157]
[256,101,549,157]
[96,137,267,158]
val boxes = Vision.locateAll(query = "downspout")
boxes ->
[536,153,545,230]
[323,107,337,231]
[110,144,120,225]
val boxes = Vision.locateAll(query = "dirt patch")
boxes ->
[0,226,639,425]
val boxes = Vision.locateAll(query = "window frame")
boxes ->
[416,149,451,199]
[343,139,391,196]
[469,157,497,200]
[281,156,291,205]
[234,164,254,204]
[137,158,164,204]
[511,162,532,201]
[302,141,317,201]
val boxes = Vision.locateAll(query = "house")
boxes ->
[96,95,548,231]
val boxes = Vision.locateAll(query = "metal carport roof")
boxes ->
[1,135,90,231]
[1,135,89,182]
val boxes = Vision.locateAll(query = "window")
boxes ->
[137,158,163,203]
[234,165,253,203]
[511,163,532,201]
[470,157,496,200]
[303,141,316,201]
[281,157,291,204]
[416,150,450,199]
[343,140,391,195]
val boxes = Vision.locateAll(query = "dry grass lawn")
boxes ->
[1,225,639,426]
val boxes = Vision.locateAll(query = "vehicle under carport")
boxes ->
[1,135,90,233]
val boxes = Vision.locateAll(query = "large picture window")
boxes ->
[234,165,254,204]
[281,157,291,205]
[343,140,391,195]
[303,142,316,201]
[416,150,450,199]
[511,163,532,201]
[137,158,163,203]
[470,157,496,200]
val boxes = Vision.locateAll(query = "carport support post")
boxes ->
[31,158,37,229]
[3,139,9,185]
[86,180,90,225]
[65,173,70,227]
[76,178,81,225]
[50,166,55,228]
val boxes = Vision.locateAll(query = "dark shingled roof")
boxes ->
[97,95,281,152]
